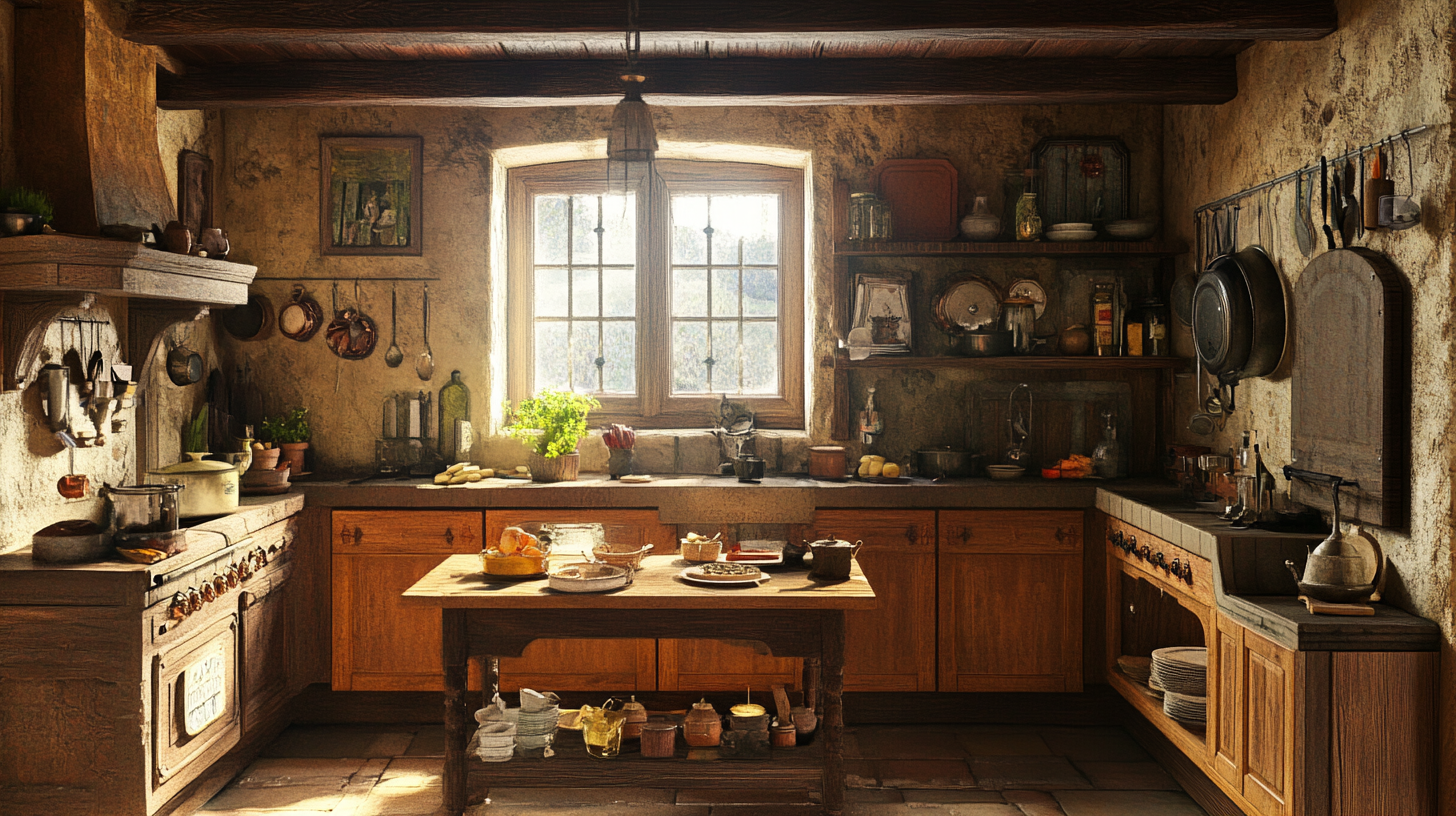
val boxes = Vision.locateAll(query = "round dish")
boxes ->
[549,562,629,593]
[1106,218,1159,240]
[986,465,1026,480]
[679,567,771,587]
[1046,230,1098,242]
[934,277,1002,333]
[1048,222,1094,231]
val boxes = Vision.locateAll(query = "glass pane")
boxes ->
[713,194,778,265]
[571,194,599,264]
[534,196,569,265]
[673,268,708,317]
[602,268,635,317]
[570,320,599,392]
[742,322,779,394]
[572,268,599,317]
[672,195,708,264]
[711,269,740,317]
[534,267,569,317]
[534,322,569,390]
[672,321,709,393]
[600,194,635,265]
[711,321,741,393]
[742,268,778,317]
[602,322,636,394]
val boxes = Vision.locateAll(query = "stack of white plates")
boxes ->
[1163,691,1207,728]
[472,721,517,762]
[1116,655,1152,684]
[516,706,560,751]
[1046,222,1097,242]
[1150,647,1207,696]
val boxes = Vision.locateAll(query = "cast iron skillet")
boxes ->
[1192,246,1287,394]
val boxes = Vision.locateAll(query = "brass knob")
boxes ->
[1155,552,1166,570]
[200,583,216,604]
[169,593,190,621]
[237,559,253,580]
[226,565,241,587]
[1182,562,1194,583]
[185,589,203,614]
[1140,545,1151,561]
[213,574,229,595]
[1170,557,1181,576]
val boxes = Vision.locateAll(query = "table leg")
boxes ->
[443,609,469,816]
[820,612,846,816]
[803,657,822,717]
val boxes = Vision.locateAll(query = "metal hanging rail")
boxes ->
[1193,123,1434,215]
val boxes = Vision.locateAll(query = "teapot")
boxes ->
[1285,483,1383,603]
[803,536,864,581]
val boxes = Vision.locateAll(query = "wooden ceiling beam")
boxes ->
[126,0,1336,45]
[156,57,1237,108]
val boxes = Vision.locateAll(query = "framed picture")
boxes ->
[178,150,213,237]
[320,136,422,256]
[850,272,912,355]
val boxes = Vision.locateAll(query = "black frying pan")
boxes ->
[1192,246,1287,388]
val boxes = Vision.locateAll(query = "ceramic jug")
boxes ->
[683,698,722,747]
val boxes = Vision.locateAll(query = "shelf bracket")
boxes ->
[1,290,99,390]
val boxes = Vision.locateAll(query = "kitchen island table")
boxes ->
[403,554,876,816]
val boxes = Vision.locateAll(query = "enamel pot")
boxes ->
[150,453,239,518]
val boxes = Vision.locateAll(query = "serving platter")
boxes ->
[678,567,772,587]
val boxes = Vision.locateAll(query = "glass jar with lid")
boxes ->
[848,193,892,242]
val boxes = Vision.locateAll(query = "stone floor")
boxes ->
[199,723,1208,816]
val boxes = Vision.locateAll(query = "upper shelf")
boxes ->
[833,240,1188,258]
[836,354,1187,371]
[0,233,257,304]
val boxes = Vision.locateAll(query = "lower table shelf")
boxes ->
[1108,669,1207,761]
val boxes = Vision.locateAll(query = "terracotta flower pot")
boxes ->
[528,451,579,483]
[278,442,309,476]
[249,448,282,472]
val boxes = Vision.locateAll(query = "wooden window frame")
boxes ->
[507,159,804,430]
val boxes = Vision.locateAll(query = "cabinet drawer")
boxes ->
[333,511,481,553]
[940,510,1083,553]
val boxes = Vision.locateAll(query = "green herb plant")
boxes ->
[261,407,311,444]
[182,406,208,453]
[0,187,53,223]
[502,390,600,458]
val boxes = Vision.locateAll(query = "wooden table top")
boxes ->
[402,554,877,611]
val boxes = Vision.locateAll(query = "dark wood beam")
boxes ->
[126,0,1336,45]
[157,57,1237,108]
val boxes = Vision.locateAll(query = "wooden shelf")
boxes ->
[0,234,258,389]
[833,240,1187,258]
[835,354,1187,371]
[1108,669,1208,771]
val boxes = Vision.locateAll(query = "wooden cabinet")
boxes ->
[795,510,936,691]
[1210,612,1295,816]
[1210,611,1244,789]
[240,561,293,734]
[938,510,1083,692]
[487,510,669,692]
[332,511,482,691]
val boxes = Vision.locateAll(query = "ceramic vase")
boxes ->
[959,195,1001,241]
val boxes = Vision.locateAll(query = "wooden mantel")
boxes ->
[0,233,257,390]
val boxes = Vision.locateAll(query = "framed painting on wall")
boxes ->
[850,272,912,355]
[320,136,422,256]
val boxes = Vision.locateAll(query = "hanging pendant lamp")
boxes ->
[607,74,658,163]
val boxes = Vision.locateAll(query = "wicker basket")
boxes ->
[528,452,580,483]
[592,542,654,569]
[680,538,722,563]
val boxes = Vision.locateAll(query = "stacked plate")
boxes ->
[516,705,560,752]
[1150,647,1207,696]
[1116,655,1152,685]
[1047,222,1097,242]
[472,720,516,762]
[1163,691,1208,729]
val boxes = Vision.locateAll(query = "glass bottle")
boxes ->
[1092,283,1116,356]
[847,193,875,241]
[1015,192,1043,241]
[1092,411,1125,479]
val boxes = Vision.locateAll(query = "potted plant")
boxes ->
[0,186,52,236]
[502,390,599,483]
[261,407,311,476]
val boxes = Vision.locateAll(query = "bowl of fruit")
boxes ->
[482,525,550,577]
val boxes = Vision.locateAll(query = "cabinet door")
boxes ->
[797,510,936,691]
[241,562,292,734]
[1242,629,1295,816]
[938,510,1083,692]
[331,511,482,691]
[488,510,669,692]
[1210,612,1244,788]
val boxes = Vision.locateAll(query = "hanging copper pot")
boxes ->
[278,284,323,342]
[325,281,377,360]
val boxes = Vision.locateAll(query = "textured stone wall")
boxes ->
[1163,0,1455,804]
[216,104,1162,474]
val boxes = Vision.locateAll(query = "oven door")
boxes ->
[152,611,240,793]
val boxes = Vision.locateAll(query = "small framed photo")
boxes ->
[850,272,912,354]
[320,136,422,256]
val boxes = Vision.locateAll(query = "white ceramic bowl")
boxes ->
[986,465,1026,480]
[1047,230,1098,242]
[1047,222,1094,231]
[1105,219,1159,240]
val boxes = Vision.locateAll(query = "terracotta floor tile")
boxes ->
[486,787,675,805]
[968,757,1091,791]
[846,805,1022,816]
[1003,788,1068,816]
[1036,728,1152,762]
[239,758,370,779]
[845,759,879,788]
[355,782,444,816]
[1053,790,1208,816]
[846,788,905,803]
[261,726,417,760]
[900,790,1008,803]
[678,788,817,805]
[1073,761,1180,791]
[876,758,977,789]
[848,727,967,759]
[404,726,447,757]
[708,806,820,816]
[381,757,445,782]
[955,727,1054,757]
[200,782,349,812]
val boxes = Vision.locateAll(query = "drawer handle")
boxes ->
[959,528,971,544]
[445,527,455,546]
[904,526,916,546]
[353,526,363,546]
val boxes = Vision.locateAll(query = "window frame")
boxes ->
[507,159,804,430]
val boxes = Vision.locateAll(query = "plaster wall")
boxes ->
[1163,0,1456,807]
[216,104,1162,474]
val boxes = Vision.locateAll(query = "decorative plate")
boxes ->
[934,277,1001,334]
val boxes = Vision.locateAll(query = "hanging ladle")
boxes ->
[384,283,404,367]
[415,283,435,381]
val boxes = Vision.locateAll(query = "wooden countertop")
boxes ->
[403,554,877,611]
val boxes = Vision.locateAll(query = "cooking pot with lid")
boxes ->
[150,453,239,518]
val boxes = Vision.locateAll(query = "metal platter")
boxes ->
[934,276,1001,334]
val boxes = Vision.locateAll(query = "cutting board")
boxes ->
[871,159,958,242]
[1290,248,1408,528]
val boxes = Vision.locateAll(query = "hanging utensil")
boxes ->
[384,284,405,367]
[1320,156,1336,250]
[325,280,379,360]
[279,284,323,341]
[1328,160,1346,246]
[1293,167,1313,257]
[1381,133,1422,230]
[1340,153,1359,247]
[416,283,435,381]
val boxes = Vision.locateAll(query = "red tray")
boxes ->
[871,158,959,241]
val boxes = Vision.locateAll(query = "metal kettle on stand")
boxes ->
[1285,477,1383,603]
